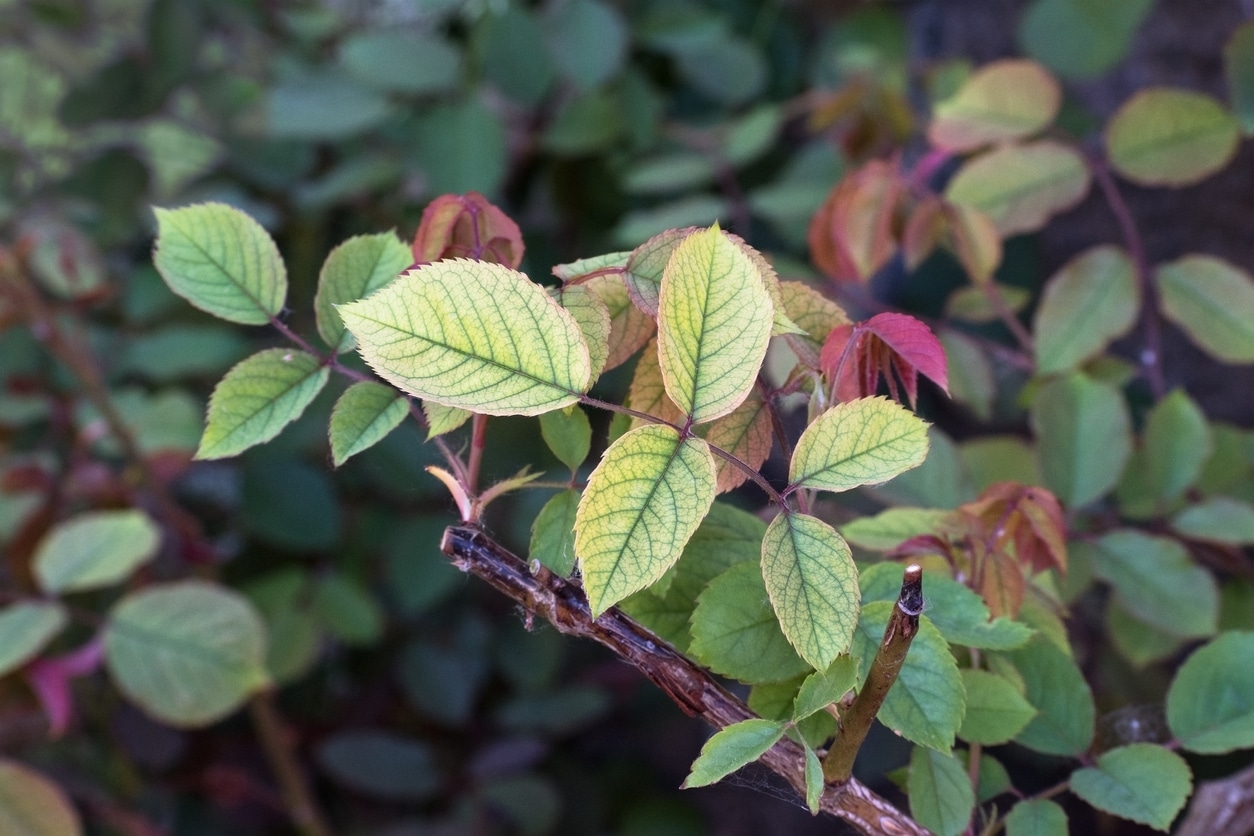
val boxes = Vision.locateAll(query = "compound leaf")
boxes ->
[789,396,930,493]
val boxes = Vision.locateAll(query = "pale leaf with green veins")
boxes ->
[329,381,408,466]
[153,203,287,325]
[761,512,859,670]
[104,580,269,726]
[1069,743,1192,831]
[339,260,591,416]
[575,424,716,616]
[554,284,611,384]
[0,601,67,677]
[681,718,785,788]
[907,747,976,836]
[424,401,471,439]
[33,509,161,594]
[314,231,411,353]
[657,225,773,424]
[789,397,930,493]
[551,250,630,282]
[583,274,656,372]
[197,349,329,460]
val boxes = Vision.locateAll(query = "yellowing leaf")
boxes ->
[929,59,1061,152]
[945,141,1090,236]
[779,280,851,344]
[329,381,408,466]
[789,397,930,493]
[944,203,1003,284]
[339,259,592,416]
[575,425,716,616]
[554,284,611,384]
[583,273,656,371]
[313,232,411,353]
[761,512,859,670]
[658,226,773,424]
[626,337,685,429]
[1156,255,1254,364]
[1106,88,1240,187]
[699,388,773,493]
[1034,246,1139,374]
[197,349,329,460]
[153,203,287,325]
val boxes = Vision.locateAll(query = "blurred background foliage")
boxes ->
[1,0,1240,833]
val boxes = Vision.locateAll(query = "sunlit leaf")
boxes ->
[945,141,1090,237]
[1030,373,1132,507]
[1106,88,1240,187]
[0,759,83,836]
[197,349,329,460]
[1156,255,1254,364]
[153,203,287,325]
[1033,246,1138,374]
[530,489,581,576]
[959,669,1036,745]
[314,231,410,353]
[907,747,975,836]
[575,425,716,616]
[789,397,930,493]
[0,602,67,678]
[682,718,785,788]
[329,381,408,467]
[339,260,592,416]
[929,59,1061,152]
[554,284,611,384]
[1007,635,1094,756]
[424,401,471,439]
[1069,744,1191,831]
[33,509,161,594]
[1166,630,1254,753]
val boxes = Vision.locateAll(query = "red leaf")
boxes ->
[981,548,1025,618]
[411,192,524,268]
[862,312,949,396]
[25,637,103,737]
[807,161,904,283]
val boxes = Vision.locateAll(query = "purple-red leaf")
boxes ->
[25,637,103,737]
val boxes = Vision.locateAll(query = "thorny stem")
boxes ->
[823,565,924,784]
[440,527,930,836]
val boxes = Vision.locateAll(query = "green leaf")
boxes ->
[657,226,773,424]
[329,381,408,467]
[959,669,1036,745]
[152,203,287,325]
[104,580,268,726]
[682,718,785,788]
[961,436,1042,492]
[546,0,628,90]
[945,140,1090,236]
[1005,799,1069,836]
[339,260,591,416]
[243,569,321,685]
[0,759,83,836]
[575,425,716,616]
[197,349,329,460]
[1033,246,1138,374]
[317,730,441,801]
[1137,389,1214,506]
[530,489,581,576]
[540,406,592,472]
[854,602,965,751]
[1018,0,1153,79]
[1007,635,1095,756]
[1069,743,1191,831]
[789,397,930,493]
[33,509,161,594]
[424,401,471,439]
[839,507,951,552]
[1083,530,1218,638]
[1106,89,1240,187]
[907,747,975,836]
[1225,22,1254,134]
[313,232,411,354]
[1030,373,1132,507]
[793,655,858,721]
[803,745,823,815]
[761,513,859,670]
[312,573,384,645]
[0,601,67,678]
[1166,630,1254,753]
[1172,497,1254,545]
[940,328,994,421]
[1156,255,1254,364]
[473,5,555,105]
[1107,598,1185,668]
[688,561,810,684]
[624,153,716,196]
[928,59,1061,152]
[339,30,461,95]
[266,70,390,140]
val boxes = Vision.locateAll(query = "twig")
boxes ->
[440,526,930,836]
[249,694,334,836]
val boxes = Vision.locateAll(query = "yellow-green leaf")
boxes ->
[575,425,716,616]
[626,337,685,429]
[0,759,83,836]
[1034,246,1139,374]
[682,718,785,789]
[1069,744,1192,831]
[152,203,287,325]
[1155,255,1254,364]
[1106,88,1240,187]
[339,260,592,416]
[314,231,411,353]
[0,601,67,677]
[657,226,773,424]
[329,381,408,467]
[699,387,773,493]
[789,397,930,494]
[424,401,471,439]
[761,512,859,670]
[197,349,329,460]
[584,273,656,371]
[945,141,1090,237]
[929,59,1061,152]
[554,284,611,384]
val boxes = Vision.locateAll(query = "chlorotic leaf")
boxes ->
[789,397,930,493]
[1166,630,1254,753]
[539,406,592,472]
[104,580,269,726]
[1033,246,1138,374]
[793,655,858,721]
[530,489,581,576]
[314,232,411,353]
[626,337,685,428]
[657,226,773,424]
[1069,743,1192,831]
[197,349,329,460]
[554,284,612,384]
[1004,799,1069,836]
[803,745,823,815]
[959,669,1037,745]
[329,381,408,467]
[929,59,1061,152]
[907,746,976,836]
[1106,88,1240,187]
[699,387,772,493]
[0,601,67,678]
[624,226,694,317]
[1007,635,1095,756]
[0,759,83,836]
[153,203,287,325]
[1156,255,1254,364]
[552,250,630,282]
[575,425,716,616]
[586,274,657,373]
[1030,373,1132,507]
[339,260,592,416]
[761,512,860,670]
[945,141,1090,237]
[682,718,785,788]
[1085,530,1218,638]
[33,509,161,594]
